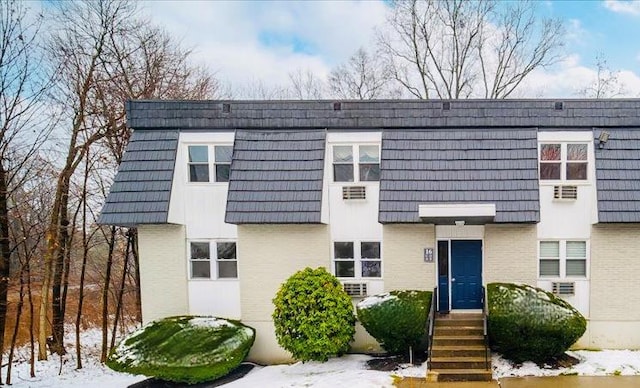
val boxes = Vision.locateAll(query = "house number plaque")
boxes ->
[424,248,434,263]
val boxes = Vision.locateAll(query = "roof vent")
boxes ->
[553,185,577,200]
[554,101,564,111]
[222,103,231,113]
[333,102,342,111]
[342,186,366,200]
[442,101,451,111]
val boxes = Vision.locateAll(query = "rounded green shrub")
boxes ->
[106,316,255,384]
[488,282,586,363]
[272,267,356,362]
[356,290,432,355]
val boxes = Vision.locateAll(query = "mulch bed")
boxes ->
[128,363,256,388]
[366,352,428,372]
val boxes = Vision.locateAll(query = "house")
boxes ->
[99,99,640,364]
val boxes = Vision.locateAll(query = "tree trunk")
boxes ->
[110,233,131,352]
[6,262,27,384]
[0,163,11,379]
[131,229,142,322]
[28,258,35,377]
[101,226,116,362]
[51,174,70,356]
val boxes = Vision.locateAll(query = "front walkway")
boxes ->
[397,375,640,387]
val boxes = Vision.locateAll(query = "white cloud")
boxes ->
[604,0,640,16]
[143,1,388,91]
[518,56,640,98]
[565,19,590,46]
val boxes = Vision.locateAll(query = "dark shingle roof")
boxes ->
[225,130,326,224]
[379,129,540,223]
[98,130,178,226]
[595,128,640,222]
[126,99,640,130]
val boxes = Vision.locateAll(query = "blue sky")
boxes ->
[140,0,640,97]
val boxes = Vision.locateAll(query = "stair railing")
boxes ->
[482,285,489,370]
[427,287,437,369]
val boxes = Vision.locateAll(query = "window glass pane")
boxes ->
[188,145,208,162]
[567,163,587,180]
[539,259,560,276]
[566,241,586,258]
[540,144,561,161]
[566,260,586,276]
[333,146,353,163]
[335,261,355,277]
[191,261,210,278]
[333,164,354,182]
[218,261,238,278]
[334,242,354,259]
[189,164,209,182]
[215,145,233,163]
[437,241,449,277]
[215,164,230,182]
[359,145,380,163]
[361,242,380,259]
[540,163,560,180]
[540,241,559,257]
[217,242,236,259]
[361,261,381,277]
[359,163,380,181]
[567,144,588,160]
[191,242,210,259]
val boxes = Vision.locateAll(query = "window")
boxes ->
[214,145,232,182]
[188,145,209,182]
[216,242,237,278]
[539,240,587,278]
[189,241,238,279]
[332,145,380,182]
[190,242,211,278]
[187,145,233,183]
[539,143,588,181]
[333,241,381,278]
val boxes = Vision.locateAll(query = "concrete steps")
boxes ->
[427,313,492,382]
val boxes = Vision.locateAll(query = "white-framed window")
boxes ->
[189,241,237,279]
[187,144,233,183]
[539,143,588,181]
[188,145,209,182]
[333,241,381,278]
[214,145,232,182]
[332,144,380,182]
[539,240,587,278]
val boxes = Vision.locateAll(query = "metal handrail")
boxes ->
[427,287,437,369]
[482,285,489,370]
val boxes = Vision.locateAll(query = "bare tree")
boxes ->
[577,54,626,98]
[328,47,399,99]
[288,68,326,99]
[378,0,564,99]
[0,0,54,371]
[39,0,139,359]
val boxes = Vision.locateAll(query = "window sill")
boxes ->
[188,278,239,281]
[539,181,591,186]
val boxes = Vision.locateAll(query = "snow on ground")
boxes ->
[3,327,146,387]
[3,326,640,387]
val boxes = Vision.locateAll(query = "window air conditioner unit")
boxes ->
[553,185,578,200]
[552,282,575,296]
[343,282,368,297]
[342,186,366,200]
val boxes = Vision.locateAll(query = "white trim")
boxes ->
[419,203,496,219]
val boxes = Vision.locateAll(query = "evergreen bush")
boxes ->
[487,282,586,363]
[272,267,356,361]
[356,290,432,355]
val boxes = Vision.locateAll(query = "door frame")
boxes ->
[435,237,485,312]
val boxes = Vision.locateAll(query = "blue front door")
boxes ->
[451,240,483,309]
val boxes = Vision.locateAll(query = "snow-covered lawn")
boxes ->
[4,328,640,387]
